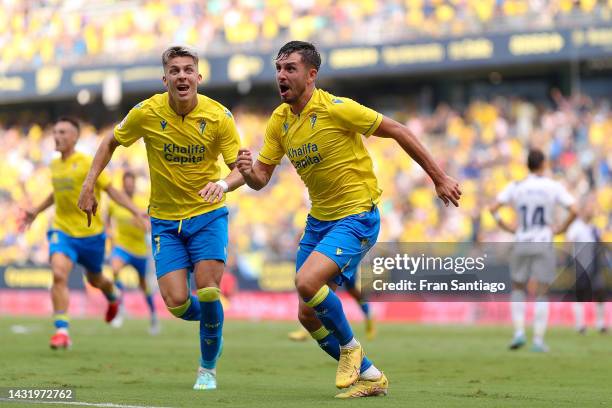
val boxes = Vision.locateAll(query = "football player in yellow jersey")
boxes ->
[22,117,144,350]
[237,41,462,399]
[106,170,159,335]
[78,46,244,391]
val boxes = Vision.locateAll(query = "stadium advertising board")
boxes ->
[0,264,84,290]
[0,264,147,290]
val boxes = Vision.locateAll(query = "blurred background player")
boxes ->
[567,195,608,334]
[490,148,577,352]
[238,41,461,398]
[21,117,144,349]
[288,271,376,341]
[106,170,159,335]
[78,46,244,390]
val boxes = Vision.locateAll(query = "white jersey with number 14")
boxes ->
[497,174,575,243]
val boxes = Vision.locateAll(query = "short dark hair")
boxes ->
[56,116,80,134]
[527,148,545,171]
[162,45,199,69]
[276,41,321,71]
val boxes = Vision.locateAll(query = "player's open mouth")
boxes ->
[177,84,189,95]
[279,84,290,96]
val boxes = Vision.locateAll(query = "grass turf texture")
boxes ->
[0,317,610,407]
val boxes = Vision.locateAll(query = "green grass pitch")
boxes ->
[0,317,610,407]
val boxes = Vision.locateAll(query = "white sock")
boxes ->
[573,303,584,330]
[533,296,549,345]
[595,302,606,330]
[511,289,526,338]
[341,338,359,349]
[56,328,68,335]
[200,367,216,375]
[360,365,382,381]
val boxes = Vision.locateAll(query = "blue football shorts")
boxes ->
[150,207,229,278]
[296,206,380,286]
[110,246,148,277]
[47,229,106,274]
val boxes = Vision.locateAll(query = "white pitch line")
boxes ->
[0,398,173,408]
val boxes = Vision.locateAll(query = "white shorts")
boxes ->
[510,244,556,284]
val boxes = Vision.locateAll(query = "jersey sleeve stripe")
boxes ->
[258,153,280,165]
[363,113,382,137]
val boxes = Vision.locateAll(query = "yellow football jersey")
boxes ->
[114,93,240,220]
[259,89,383,220]
[51,151,111,237]
[108,194,148,256]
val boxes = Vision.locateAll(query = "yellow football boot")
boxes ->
[336,343,363,388]
[335,373,389,399]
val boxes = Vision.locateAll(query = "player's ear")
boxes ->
[308,67,317,84]
[162,75,168,87]
[197,73,202,83]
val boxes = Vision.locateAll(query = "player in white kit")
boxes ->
[567,197,607,334]
[490,149,577,352]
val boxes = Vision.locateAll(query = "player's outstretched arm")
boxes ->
[105,185,149,230]
[104,211,118,244]
[236,148,276,191]
[199,163,245,203]
[489,202,517,233]
[78,133,120,226]
[373,116,462,207]
[20,192,54,230]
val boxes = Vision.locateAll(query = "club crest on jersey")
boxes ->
[198,119,206,135]
[310,113,317,129]
[160,120,167,130]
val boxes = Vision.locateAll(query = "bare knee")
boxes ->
[295,273,320,299]
[161,291,189,308]
[52,272,68,287]
[157,270,190,309]
[51,256,71,287]
[86,273,103,288]
[194,260,224,288]
[298,303,321,332]
[298,303,317,325]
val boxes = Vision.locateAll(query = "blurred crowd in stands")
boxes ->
[2,0,610,70]
[1,91,610,267]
